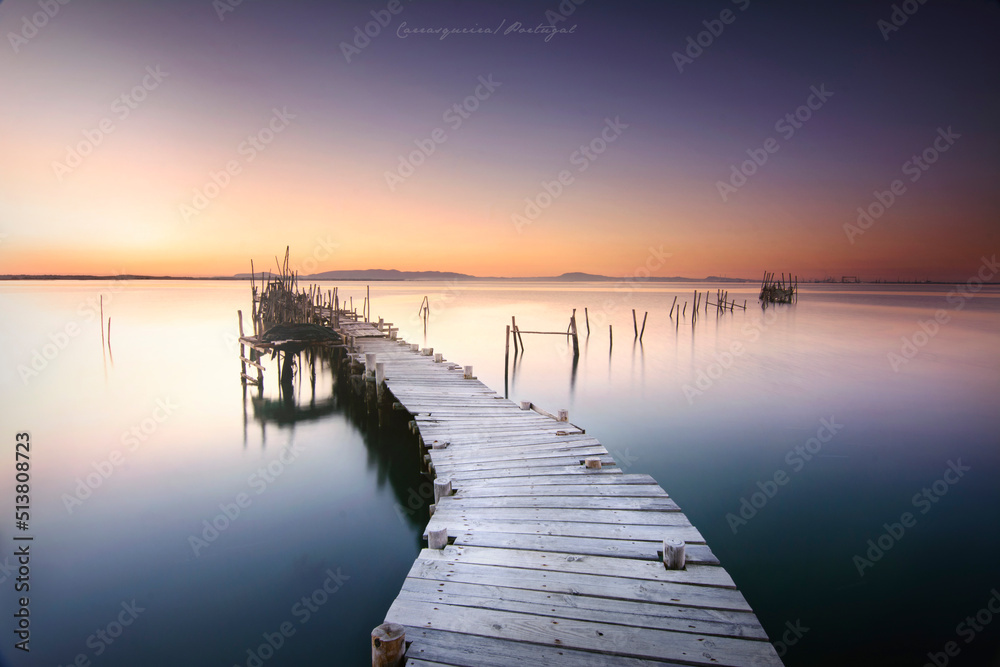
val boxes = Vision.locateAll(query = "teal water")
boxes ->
[0,280,998,666]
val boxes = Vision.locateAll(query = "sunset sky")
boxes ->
[1,0,997,280]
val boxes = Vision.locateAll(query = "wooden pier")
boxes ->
[339,323,783,666]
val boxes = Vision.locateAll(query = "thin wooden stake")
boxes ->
[639,311,647,341]
[100,295,105,350]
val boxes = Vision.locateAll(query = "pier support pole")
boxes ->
[428,528,448,550]
[664,538,686,570]
[570,311,580,358]
[433,478,453,504]
[371,623,406,667]
[504,325,510,397]
[375,362,385,402]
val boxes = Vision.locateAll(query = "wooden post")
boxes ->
[669,296,677,319]
[584,307,590,335]
[557,409,569,422]
[505,323,510,360]
[639,312,647,341]
[463,365,474,379]
[664,538,686,570]
[365,353,376,376]
[632,309,638,338]
[366,285,370,322]
[519,400,531,410]
[428,527,448,550]
[511,316,519,354]
[371,623,406,667]
[569,311,579,357]
[609,324,613,350]
[434,353,443,363]
[410,343,419,352]
[238,310,247,383]
[584,458,602,470]
[433,478,452,504]
[375,362,385,401]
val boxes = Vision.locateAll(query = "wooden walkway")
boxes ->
[342,323,782,666]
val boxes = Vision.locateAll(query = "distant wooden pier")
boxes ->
[335,322,782,666]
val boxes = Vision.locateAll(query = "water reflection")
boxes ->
[243,346,431,542]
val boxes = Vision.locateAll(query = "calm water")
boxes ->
[0,279,998,666]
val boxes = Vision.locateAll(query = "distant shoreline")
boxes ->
[0,274,991,285]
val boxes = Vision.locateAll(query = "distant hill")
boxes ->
[233,270,750,282]
[236,269,475,281]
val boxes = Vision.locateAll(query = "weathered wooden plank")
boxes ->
[403,628,690,667]
[405,557,746,610]
[444,465,622,482]
[425,506,692,526]
[432,495,679,512]
[386,599,782,666]
[424,517,703,545]
[418,544,723,581]
[434,456,620,476]
[452,484,668,498]
[398,578,769,639]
